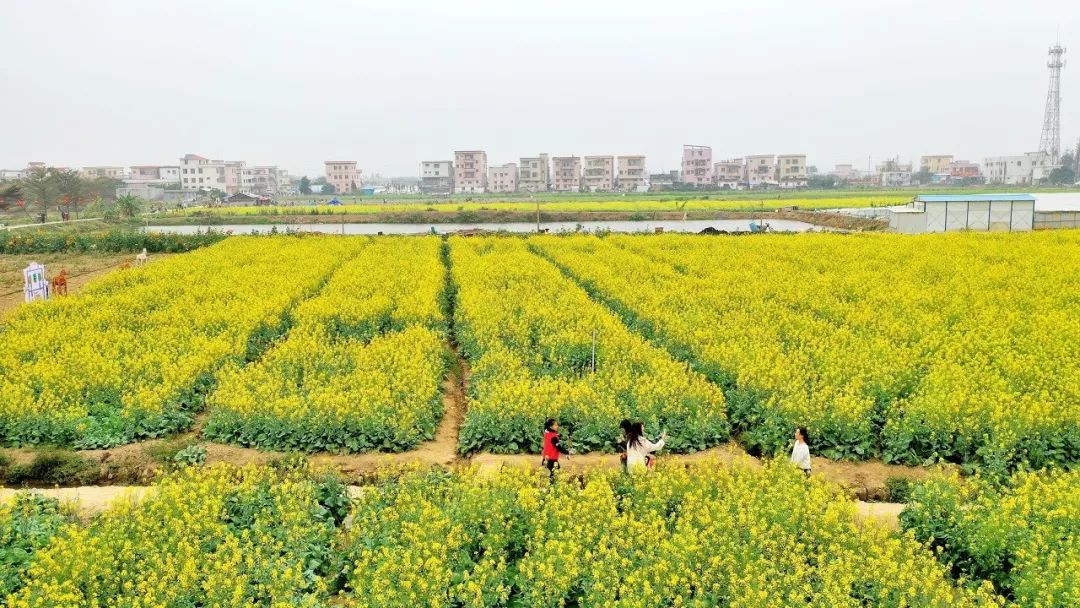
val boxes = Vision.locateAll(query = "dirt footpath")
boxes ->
[0,482,905,530]
[470,442,940,501]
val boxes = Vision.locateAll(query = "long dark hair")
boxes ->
[626,422,644,447]
[797,426,810,445]
[544,418,557,432]
[619,419,632,438]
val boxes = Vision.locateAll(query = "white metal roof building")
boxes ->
[888,194,1036,234]
[1030,193,1080,229]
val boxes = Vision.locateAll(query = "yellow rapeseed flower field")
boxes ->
[337,462,1002,607]
[204,237,449,452]
[902,469,1080,607]
[0,235,366,449]
[450,236,728,453]
[534,231,1080,474]
[4,464,347,606]
[5,463,1073,606]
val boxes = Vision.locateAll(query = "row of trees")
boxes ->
[0,166,141,220]
[297,176,338,195]
[1047,152,1077,185]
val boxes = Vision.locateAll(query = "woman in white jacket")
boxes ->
[625,422,667,473]
[790,427,812,476]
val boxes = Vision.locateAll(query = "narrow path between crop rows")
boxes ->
[0,478,904,530]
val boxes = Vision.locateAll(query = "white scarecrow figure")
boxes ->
[23,262,49,303]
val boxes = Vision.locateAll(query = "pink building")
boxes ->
[551,156,581,192]
[454,151,487,193]
[487,163,518,193]
[324,161,359,194]
[582,156,615,191]
[681,145,713,186]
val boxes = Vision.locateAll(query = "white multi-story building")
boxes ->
[454,151,487,193]
[159,166,180,183]
[518,154,550,192]
[1,169,27,181]
[324,161,359,194]
[241,166,283,195]
[983,152,1051,185]
[582,156,615,192]
[713,159,745,189]
[745,155,777,188]
[421,160,454,193]
[276,169,293,194]
[776,154,808,188]
[487,163,518,193]
[552,156,581,192]
[128,165,180,184]
[616,155,647,191]
[180,154,239,194]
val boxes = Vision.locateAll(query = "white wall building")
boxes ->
[421,160,454,193]
[487,163,518,193]
[616,155,647,191]
[582,156,615,191]
[160,166,180,183]
[983,152,1049,185]
[518,154,550,192]
[180,154,245,194]
[552,156,581,192]
[241,166,283,194]
[713,159,745,189]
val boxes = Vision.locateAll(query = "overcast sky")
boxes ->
[1,0,1077,177]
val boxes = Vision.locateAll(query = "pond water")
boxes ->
[144,218,821,235]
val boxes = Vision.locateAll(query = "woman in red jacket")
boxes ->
[541,418,570,480]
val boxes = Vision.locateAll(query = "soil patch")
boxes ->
[854,501,905,531]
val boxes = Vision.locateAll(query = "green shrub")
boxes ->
[885,476,914,502]
[0,493,77,597]
[0,229,226,254]
[172,444,207,467]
